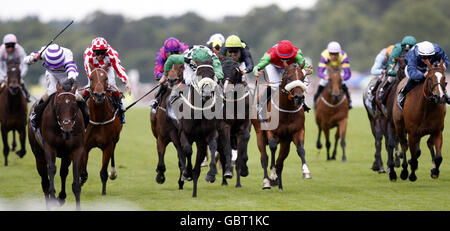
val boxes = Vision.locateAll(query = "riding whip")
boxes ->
[125,84,161,111]
[39,20,74,56]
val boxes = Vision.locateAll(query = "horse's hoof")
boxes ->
[262,178,271,190]
[15,150,26,158]
[431,168,440,179]
[342,157,347,163]
[224,169,233,179]
[155,174,166,184]
[270,179,278,186]
[389,171,397,182]
[221,180,228,186]
[371,163,380,172]
[316,142,322,149]
[378,168,386,174]
[240,166,249,177]
[303,173,312,179]
[409,173,417,182]
[235,183,242,188]
[108,169,117,180]
[205,174,216,183]
[400,169,408,180]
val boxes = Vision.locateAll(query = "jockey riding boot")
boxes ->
[397,79,418,110]
[30,94,50,132]
[256,86,271,121]
[20,83,31,102]
[370,78,382,100]
[342,84,352,109]
[313,85,325,109]
[151,84,168,110]
[116,97,126,124]
[76,95,90,127]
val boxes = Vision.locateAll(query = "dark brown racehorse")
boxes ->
[205,57,251,188]
[0,63,27,165]
[28,83,85,210]
[252,62,311,190]
[81,68,122,195]
[150,63,186,189]
[171,59,218,197]
[393,59,447,182]
[315,66,349,161]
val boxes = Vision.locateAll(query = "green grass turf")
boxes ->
[0,107,450,211]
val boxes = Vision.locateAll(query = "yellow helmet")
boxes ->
[211,40,223,50]
[225,35,242,48]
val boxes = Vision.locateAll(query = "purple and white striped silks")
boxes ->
[44,44,65,69]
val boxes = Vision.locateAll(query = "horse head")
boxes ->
[167,63,184,88]
[54,82,79,140]
[6,62,21,96]
[423,59,447,104]
[221,57,243,94]
[194,59,217,100]
[89,68,108,104]
[327,65,343,104]
[281,62,307,106]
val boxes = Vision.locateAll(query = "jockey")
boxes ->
[379,35,416,104]
[314,41,352,109]
[366,44,394,110]
[0,34,30,101]
[219,35,254,83]
[25,43,89,132]
[397,41,449,109]
[253,40,313,114]
[206,33,225,55]
[83,37,131,124]
[161,45,224,101]
[151,37,189,110]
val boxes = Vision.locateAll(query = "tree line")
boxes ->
[1,0,449,85]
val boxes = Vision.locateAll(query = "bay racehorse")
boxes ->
[0,63,27,165]
[28,82,85,210]
[393,59,447,182]
[252,62,311,190]
[150,63,186,189]
[315,66,349,161]
[170,59,218,197]
[205,57,251,188]
[81,68,122,195]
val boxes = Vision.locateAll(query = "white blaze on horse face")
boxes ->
[66,99,70,104]
[435,72,444,97]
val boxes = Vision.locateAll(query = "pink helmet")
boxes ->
[91,37,109,51]
[3,34,17,44]
[164,37,182,52]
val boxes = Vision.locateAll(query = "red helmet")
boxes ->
[276,40,296,59]
[91,37,109,51]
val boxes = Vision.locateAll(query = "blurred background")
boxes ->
[1,0,449,107]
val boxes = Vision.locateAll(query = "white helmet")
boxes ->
[3,34,17,44]
[417,41,435,56]
[327,41,341,53]
[207,33,225,45]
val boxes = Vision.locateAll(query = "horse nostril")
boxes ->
[63,119,71,125]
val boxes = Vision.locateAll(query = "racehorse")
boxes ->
[171,59,218,197]
[315,66,349,161]
[205,57,251,188]
[81,68,122,195]
[150,63,186,189]
[251,62,311,190]
[0,63,27,165]
[362,58,406,173]
[393,59,447,182]
[28,82,85,210]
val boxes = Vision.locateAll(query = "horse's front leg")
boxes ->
[267,132,279,184]
[43,144,57,210]
[430,132,443,179]
[180,132,193,181]
[72,147,84,211]
[324,127,331,160]
[155,138,168,184]
[235,128,250,188]
[57,156,71,206]
[100,144,114,195]
[1,126,10,166]
[205,137,218,183]
[407,134,419,182]
[192,140,207,198]
[16,126,26,158]
[338,118,348,162]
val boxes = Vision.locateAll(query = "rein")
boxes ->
[89,109,118,125]
[270,97,304,113]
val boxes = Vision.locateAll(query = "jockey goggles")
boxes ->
[5,43,15,48]
[228,47,240,53]
[94,49,107,56]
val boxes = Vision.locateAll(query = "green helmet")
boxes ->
[401,35,416,46]
[225,35,242,48]
[192,48,211,63]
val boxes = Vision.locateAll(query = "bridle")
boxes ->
[54,91,78,130]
